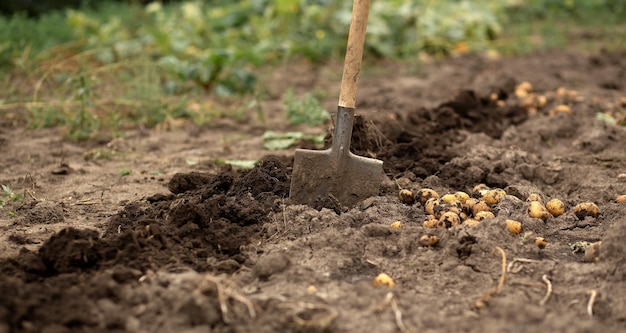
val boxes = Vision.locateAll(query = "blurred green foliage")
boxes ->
[1,0,625,138]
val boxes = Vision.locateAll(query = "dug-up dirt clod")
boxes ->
[373,273,395,288]
[574,202,600,220]
[584,241,602,263]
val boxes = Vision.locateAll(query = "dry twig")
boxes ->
[539,274,552,306]
[506,258,540,273]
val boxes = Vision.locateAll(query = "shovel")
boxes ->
[289,0,383,208]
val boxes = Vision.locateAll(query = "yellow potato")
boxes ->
[505,219,522,235]
[373,273,395,288]
[475,211,496,221]
[440,193,457,203]
[438,211,461,229]
[534,237,547,249]
[528,201,550,220]
[482,188,507,205]
[416,188,440,205]
[574,202,599,220]
[616,195,626,203]
[549,104,572,116]
[454,191,470,204]
[390,221,402,229]
[424,197,441,216]
[472,184,490,197]
[463,198,480,215]
[515,81,533,98]
[398,189,415,204]
[463,219,481,227]
[472,200,491,217]
[418,234,439,247]
[423,215,438,228]
[545,198,566,217]
[526,193,543,204]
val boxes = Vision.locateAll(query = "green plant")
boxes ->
[283,89,330,126]
[0,185,23,210]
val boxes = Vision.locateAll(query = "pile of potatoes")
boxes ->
[491,81,583,117]
[398,185,603,237]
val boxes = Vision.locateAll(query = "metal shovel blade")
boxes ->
[290,106,383,207]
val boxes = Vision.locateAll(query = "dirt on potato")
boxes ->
[1,49,626,333]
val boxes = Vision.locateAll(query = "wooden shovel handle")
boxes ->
[338,0,371,109]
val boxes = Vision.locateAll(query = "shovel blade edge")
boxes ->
[290,148,383,207]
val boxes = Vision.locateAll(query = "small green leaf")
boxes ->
[118,169,132,176]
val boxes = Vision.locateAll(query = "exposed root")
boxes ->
[197,275,257,324]
[506,258,540,273]
[278,301,338,329]
[539,274,552,306]
[587,290,598,317]
[389,294,410,333]
[475,246,507,309]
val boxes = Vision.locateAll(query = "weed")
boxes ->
[0,185,23,211]
[283,89,329,126]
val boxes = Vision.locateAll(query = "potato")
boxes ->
[398,189,415,204]
[616,195,626,203]
[475,211,495,221]
[463,198,480,215]
[549,104,572,116]
[505,219,522,235]
[438,211,461,229]
[472,184,490,197]
[528,201,550,220]
[373,273,395,288]
[471,200,491,217]
[515,81,533,98]
[526,193,543,204]
[415,188,440,205]
[574,202,599,220]
[390,221,402,229]
[482,188,506,205]
[423,215,438,228]
[463,219,481,227]
[424,197,441,216]
[418,234,439,247]
[441,193,457,203]
[454,191,470,204]
[534,237,547,249]
[459,212,469,221]
[545,198,566,217]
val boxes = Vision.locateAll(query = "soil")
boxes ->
[1,49,626,333]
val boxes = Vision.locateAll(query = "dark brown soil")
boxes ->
[1,49,626,333]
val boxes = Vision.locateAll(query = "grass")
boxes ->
[0,0,625,139]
